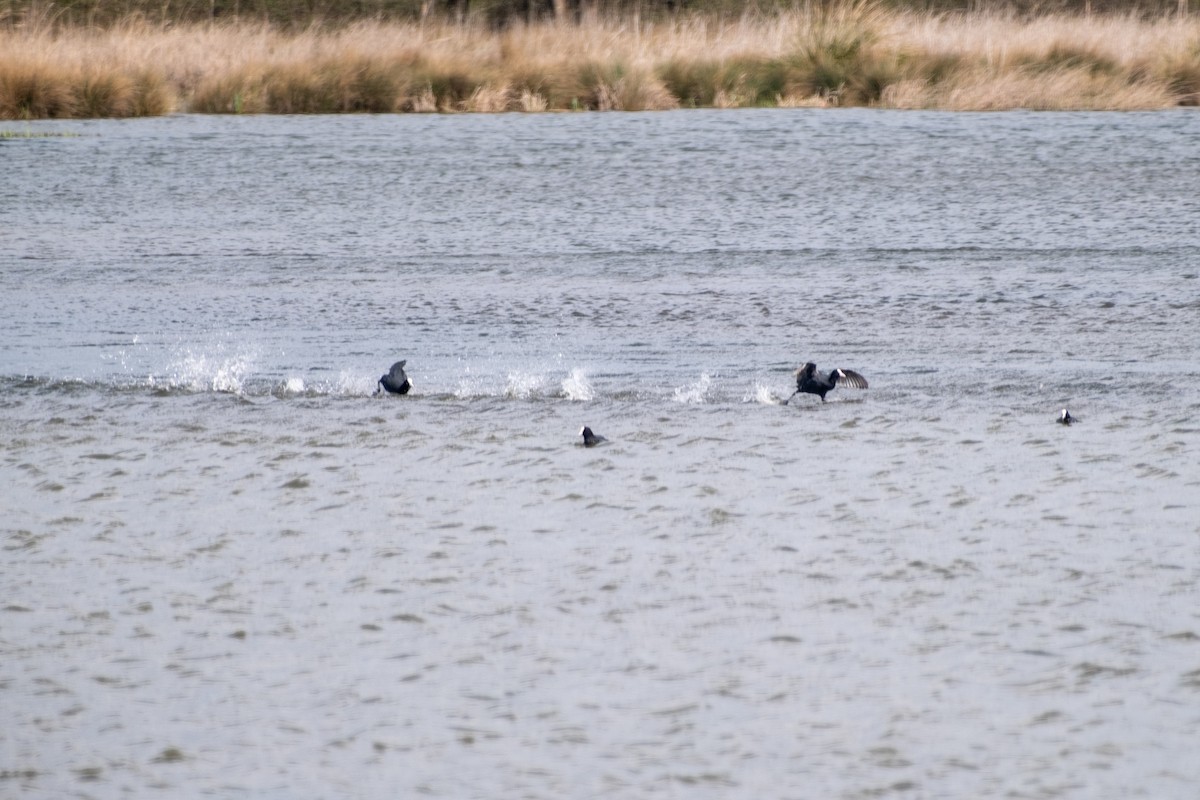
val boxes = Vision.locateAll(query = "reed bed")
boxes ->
[2,8,1199,118]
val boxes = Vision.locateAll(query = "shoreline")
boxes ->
[3,10,1199,119]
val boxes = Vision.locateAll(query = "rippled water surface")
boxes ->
[3,110,1200,799]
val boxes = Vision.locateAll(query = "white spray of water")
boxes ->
[748,381,782,405]
[167,350,252,394]
[560,368,594,401]
[281,376,306,394]
[673,373,712,404]
[504,371,548,399]
[454,378,480,399]
[334,370,376,396]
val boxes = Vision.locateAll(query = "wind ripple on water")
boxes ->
[4,110,1200,800]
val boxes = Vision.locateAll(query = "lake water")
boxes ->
[2,109,1199,799]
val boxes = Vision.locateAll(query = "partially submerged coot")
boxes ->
[580,426,607,447]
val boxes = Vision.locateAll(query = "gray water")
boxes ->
[2,109,1199,799]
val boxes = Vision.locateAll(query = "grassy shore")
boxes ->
[3,7,1199,118]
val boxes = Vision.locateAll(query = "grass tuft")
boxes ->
[577,61,676,111]
[75,68,136,117]
[0,57,75,119]
[1143,43,1200,105]
[788,0,888,103]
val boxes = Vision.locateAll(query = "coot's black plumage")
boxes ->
[580,426,607,447]
[784,362,868,404]
[1057,408,1076,425]
[376,360,411,395]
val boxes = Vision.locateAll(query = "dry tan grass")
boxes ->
[2,9,1199,118]
[883,65,1177,110]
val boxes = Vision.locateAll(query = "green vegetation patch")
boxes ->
[0,127,80,138]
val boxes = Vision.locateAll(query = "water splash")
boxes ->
[162,349,254,394]
[673,373,712,404]
[560,368,594,401]
[504,371,548,399]
[334,370,377,396]
[280,376,306,395]
[748,381,782,405]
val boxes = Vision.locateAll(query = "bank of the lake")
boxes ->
[3,8,1200,119]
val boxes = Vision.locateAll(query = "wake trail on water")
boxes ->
[2,359,612,403]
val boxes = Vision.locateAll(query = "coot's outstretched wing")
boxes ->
[376,360,411,395]
[831,368,868,390]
